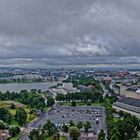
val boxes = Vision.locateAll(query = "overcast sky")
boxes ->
[0,0,140,68]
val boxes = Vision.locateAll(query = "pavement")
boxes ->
[28,104,106,134]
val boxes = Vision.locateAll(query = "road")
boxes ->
[100,82,108,98]
[42,94,47,104]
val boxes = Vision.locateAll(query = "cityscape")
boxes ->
[0,0,140,140]
[0,67,140,140]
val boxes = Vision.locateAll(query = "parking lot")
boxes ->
[29,104,106,134]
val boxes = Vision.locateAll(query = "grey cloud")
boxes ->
[0,0,139,67]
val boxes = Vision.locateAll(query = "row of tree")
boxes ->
[66,76,102,90]
[30,120,60,140]
[105,99,140,140]
[55,92,104,103]
[0,90,45,109]
[61,120,91,133]
[29,120,92,140]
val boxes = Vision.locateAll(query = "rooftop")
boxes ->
[118,97,140,108]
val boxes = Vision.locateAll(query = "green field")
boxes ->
[0,100,36,125]
[58,101,103,107]
[91,102,104,106]
[46,136,67,140]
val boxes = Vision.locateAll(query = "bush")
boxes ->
[71,101,76,106]
[9,126,20,137]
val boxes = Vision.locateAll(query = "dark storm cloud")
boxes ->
[0,0,139,67]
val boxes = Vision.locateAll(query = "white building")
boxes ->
[48,83,80,98]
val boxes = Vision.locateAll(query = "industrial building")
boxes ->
[114,97,140,113]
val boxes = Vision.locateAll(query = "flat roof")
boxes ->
[118,97,140,108]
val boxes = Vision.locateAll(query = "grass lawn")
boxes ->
[26,114,36,123]
[91,102,104,107]
[58,102,85,106]
[0,100,36,125]
[0,101,27,112]
[46,136,67,140]
[9,119,19,126]
[8,109,16,115]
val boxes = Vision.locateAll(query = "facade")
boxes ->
[48,87,68,98]
[112,84,120,95]
[114,97,140,113]
[63,83,80,93]
[112,77,137,83]
[102,77,112,85]
[48,83,80,98]
[78,85,91,93]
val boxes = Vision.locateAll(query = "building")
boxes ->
[112,84,120,95]
[112,77,137,83]
[63,83,79,93]
[78,85,91,93]
[48,87,67,98]
[118,84,140,100]
[102,77,112,85]
[113,97,140,113]
[48,83,80,98]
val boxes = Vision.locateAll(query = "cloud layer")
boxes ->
[0,0,140,67]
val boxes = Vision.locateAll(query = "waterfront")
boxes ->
[0,82,58,93]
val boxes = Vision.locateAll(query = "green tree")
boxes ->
[29,129,40,140]
[69,127,80,140]
[99,95,104,103]
[0,108,12,122]
[110,133,120,140]
[9,126,20,137]
[76,121,83,129]
[43,120,54,136]
[118,110,124,117]
[109,128,120,140]
[98,129,105,140]
[62,123,69,133]
[30,89,37,93]
[10,103,16,109]
[71,101,76,106]
[0,121,5,130]
[15,108,27,125]
[47,97,55,107]
[38,89,42,93]
[69,120,75,127]
[84,121,91,133]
